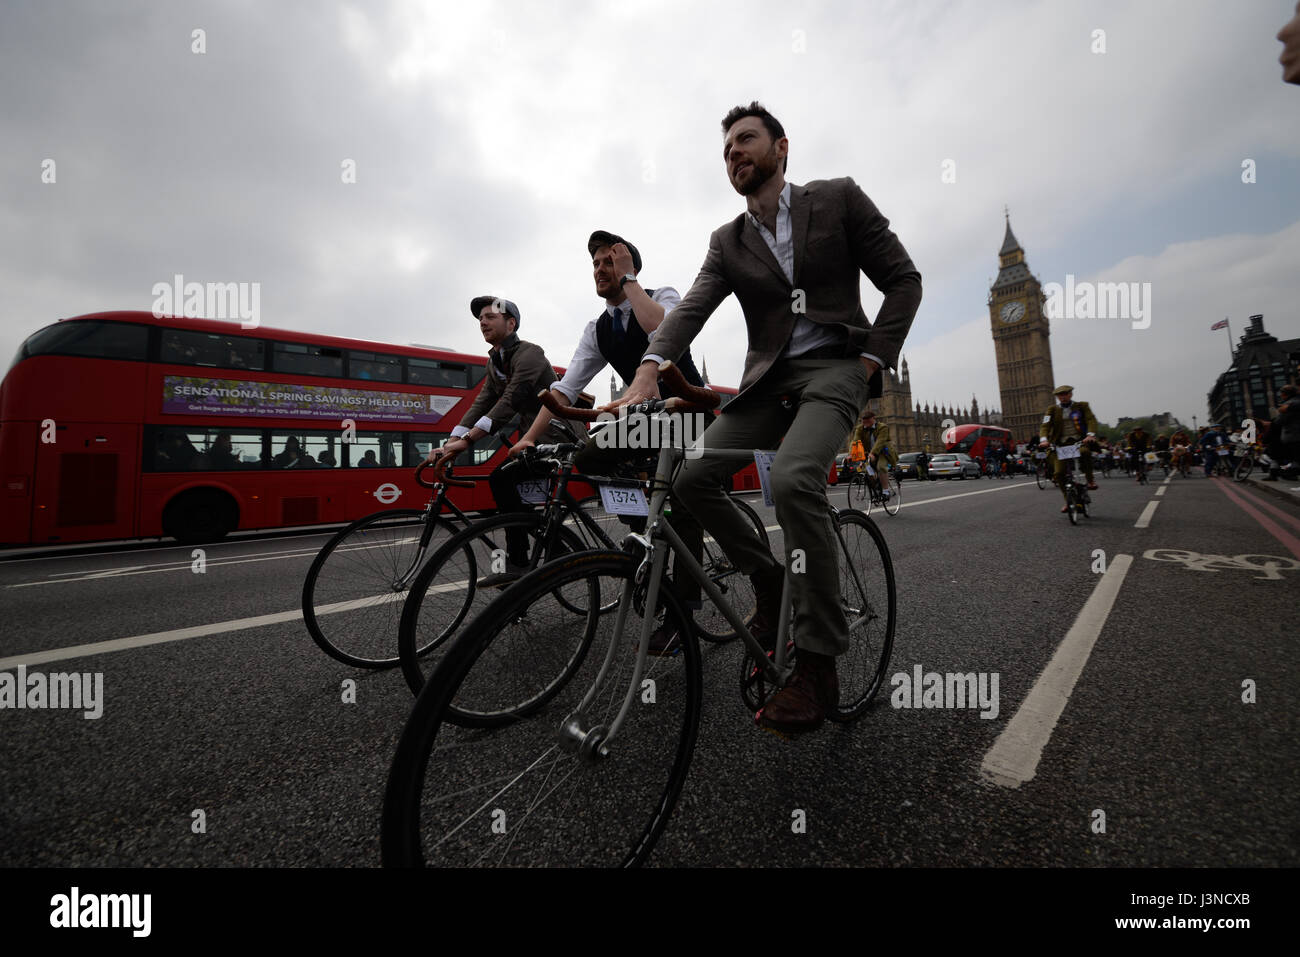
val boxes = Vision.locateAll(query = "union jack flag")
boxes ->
[1210,319,1228,331]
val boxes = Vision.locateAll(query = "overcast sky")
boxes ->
[3,0,1298,430]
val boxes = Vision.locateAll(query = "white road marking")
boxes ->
[754,481,1032,533]
[1134,501,1160,528]
[7,538,423,588]
[980,554,1134,788]
[0,580,469,670]
[1155,486,1167,497]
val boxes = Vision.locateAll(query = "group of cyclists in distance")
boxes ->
[835,379,1300,517]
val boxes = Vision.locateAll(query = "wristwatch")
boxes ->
[618,274,638,289]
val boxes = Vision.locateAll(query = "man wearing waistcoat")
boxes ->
[615,102,923,733]
[511,232,708,652]
[511,229,704,472]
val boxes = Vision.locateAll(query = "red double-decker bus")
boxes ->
[2,311,760,547]
[942,423,1016,464]
[0,311,519,546]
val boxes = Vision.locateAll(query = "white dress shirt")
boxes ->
[551,286,681,401]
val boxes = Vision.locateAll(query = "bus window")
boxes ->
[21,321,148,363]
[272,342,343,377]
[270,431,342,469]
[161,330,265,371]
[145,427,263,471]
[408,358,470,389]
[350,432,405,468]
[349,351,403,383]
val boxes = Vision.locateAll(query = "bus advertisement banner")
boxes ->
[161,375,461,424]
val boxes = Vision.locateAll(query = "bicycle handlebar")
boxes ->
[540,360,722,423]
[415,459,475,489]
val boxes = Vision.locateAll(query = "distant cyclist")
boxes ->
[1038,384,1100,511]
[1126,426,1152,482]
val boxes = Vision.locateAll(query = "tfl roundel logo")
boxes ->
[373,483,401,505]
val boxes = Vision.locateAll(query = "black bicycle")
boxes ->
[395,443,770,698]
[301,460,481,669]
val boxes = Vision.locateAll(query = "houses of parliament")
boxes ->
[615,214,1057,453]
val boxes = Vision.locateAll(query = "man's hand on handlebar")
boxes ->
[508,438,535,459]
[428,438,467,468]
[600,360,661,412]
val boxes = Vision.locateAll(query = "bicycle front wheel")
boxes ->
[1036,466,1048,490]
[883,471,902,516]
[829,509,896,721]
[849,472,871,512]
[382,550,702,867]
[397,512,591,697]
[302,508,454,668]
[1234,456,1253,482]
[694,495,771,643]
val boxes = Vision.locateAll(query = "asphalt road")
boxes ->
[1,470,1296,867]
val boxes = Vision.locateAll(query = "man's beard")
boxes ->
[732,146,780,196]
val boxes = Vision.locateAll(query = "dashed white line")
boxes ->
[1134,501,1160,528]
[1155,486,1167,497]
[980,554,1134,788]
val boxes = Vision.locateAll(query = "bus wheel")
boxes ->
[163,489,238,545]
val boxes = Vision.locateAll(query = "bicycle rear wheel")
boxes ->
[694,496,771,644]
[828,508,896,721]
[381,550,702,867]
[397,512,591,697]
[302,508,456,668]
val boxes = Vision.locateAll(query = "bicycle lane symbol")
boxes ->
[1142,549,1300,580]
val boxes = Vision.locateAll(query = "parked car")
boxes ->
[896,452,921,479]
[929,452,981,479]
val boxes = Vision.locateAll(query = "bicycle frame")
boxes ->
[558,435,800,760]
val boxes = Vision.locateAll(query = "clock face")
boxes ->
[999,301,1026,323]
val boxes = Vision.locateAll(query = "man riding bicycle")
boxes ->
[509,230,708,652]
[615,101,922,733]
[850,409,895,498]
[1126,426,1152,482]
[428,297,577,587]
[1038,384,1100,511]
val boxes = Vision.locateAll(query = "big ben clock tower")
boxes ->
[988,211,1055,442]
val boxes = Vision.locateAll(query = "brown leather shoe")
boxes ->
[646,622,682,657]
[745,562,785,652]
[756,651,839,733]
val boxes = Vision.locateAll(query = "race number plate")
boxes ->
[599,485,649,516]
[1144,452,1158,464]
[1035,452,1047,460]
[1057,444,1081,460]
[516,480,550,504]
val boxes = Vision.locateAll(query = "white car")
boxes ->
[928,453,980,479]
